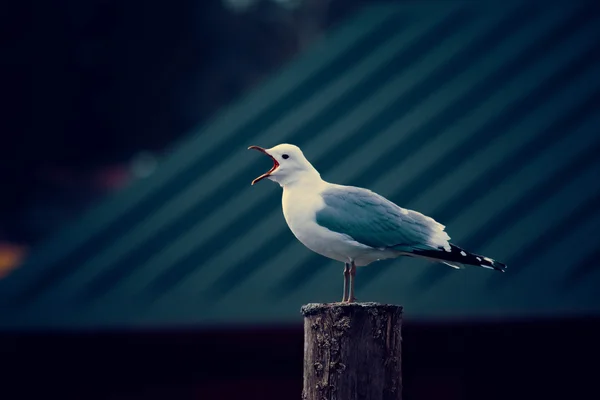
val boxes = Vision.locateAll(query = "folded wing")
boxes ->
[316,185,451,253]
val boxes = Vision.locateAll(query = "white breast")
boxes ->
[282,183,332,256]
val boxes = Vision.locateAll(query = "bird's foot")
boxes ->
[345,296,357,304]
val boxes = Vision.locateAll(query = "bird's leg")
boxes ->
[348,261,357,303]
[342,262,350,302]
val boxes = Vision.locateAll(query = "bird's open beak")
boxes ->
[248,145,279,185]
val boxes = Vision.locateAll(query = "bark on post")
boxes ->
[301,302,403,400]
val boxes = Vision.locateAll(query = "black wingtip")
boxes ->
[460,245,507,273]
[477,255,506,272]
[494,262,508,273]
[417,244,508,272]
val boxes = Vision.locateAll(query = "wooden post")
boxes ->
[301,302,403,400]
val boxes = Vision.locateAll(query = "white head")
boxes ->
[248,143,320,187]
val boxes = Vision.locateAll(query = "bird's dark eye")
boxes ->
[282,154,289,159]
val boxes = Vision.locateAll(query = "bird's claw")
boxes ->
[340,297,357,304]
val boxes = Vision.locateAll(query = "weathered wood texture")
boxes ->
[301,302,403,400]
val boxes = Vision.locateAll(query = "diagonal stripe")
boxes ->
[206,4,545,300]
[191,6,540,300]
[356,31,600,288]
[369,99,600,292]
[432,93,600,226]
[379,113,600,298]
[487,190,600,289]
[3,3,600,327]
[413,92,600,287]
[490,208,600,302]
[75,9,471,304]
[5,7,433,306]
[561,247,600,290]
[417,142,600,289]
[0,4,408,301]
[106,8,475,302]
[493,203,600,297]
[276,6,600,296]
[333,4,598,198]
[50,16,438,304]
[417,136,600,290]
[258,5,571,296]
[144,5,540,302]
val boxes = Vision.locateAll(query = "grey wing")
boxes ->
[315,185,451,252]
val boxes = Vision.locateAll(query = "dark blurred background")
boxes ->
[2,0,600,399]
[2,0,360,273]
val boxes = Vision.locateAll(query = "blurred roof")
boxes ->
[2,1,600,329]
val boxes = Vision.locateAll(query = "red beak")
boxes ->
[248,146,279,185]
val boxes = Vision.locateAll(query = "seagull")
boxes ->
[248,143,506,303]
